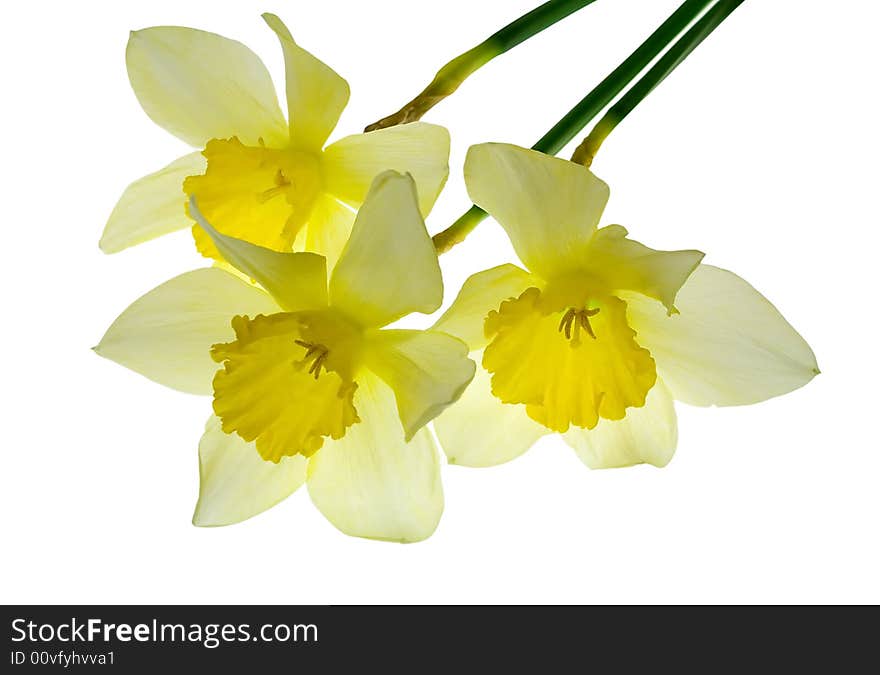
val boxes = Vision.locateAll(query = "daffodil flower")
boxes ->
[433,143,818,469]
[96,172,474,542]
[99,13,450,269]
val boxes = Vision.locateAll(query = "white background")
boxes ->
[2,0,878,604]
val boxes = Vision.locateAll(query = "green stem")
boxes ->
[365,0,598,132]
[433,0,715,253]
[572,0,745,166]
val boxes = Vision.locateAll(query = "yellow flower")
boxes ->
[433,143,818,469]
[95,172,474,542]
[99,13,450,269]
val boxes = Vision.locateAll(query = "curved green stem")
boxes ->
[434,0,715,253]
[366,0,598,132]
[572,0,745,167]
[433,205,488,254]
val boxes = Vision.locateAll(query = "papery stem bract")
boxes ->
[366,0,598,132]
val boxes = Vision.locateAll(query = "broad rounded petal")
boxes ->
[464,143,609,278]
[623,265,819,406]
[363,329,475,440]
[95,268,280,394]
[562,380,677,469]
[584,225,704,313]
[323,123,450,214]
[190,197,328,312]
[301,194,356,272]
[263,13,349,151]
[307,373,443,542]
[193,416,307,526]
[127,26,287,148]
[329,172,442,327]
[434,359,547,467]
[433,264,538,350]
[100,152,205,253]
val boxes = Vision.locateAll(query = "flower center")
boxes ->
[558,307,601,343]
[294,339,330,379]
[184,137,323,261]
[210,310,362,462]
[257,168,294,204]
[483,286,656,433]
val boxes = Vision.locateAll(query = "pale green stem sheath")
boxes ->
[572,0,745,166]
[365,0,598,132]
[433,0,716,253]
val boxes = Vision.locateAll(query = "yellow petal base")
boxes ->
[211,312,360,462]
[185,137,322,260]
[483,287,656,432]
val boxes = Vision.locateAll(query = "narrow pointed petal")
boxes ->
[189,197,327,312]
[433,360,547,467]
[100,152,205,253]
[584,225,704,313]
[95,268,280,394]
[127,26,287,148]
[193,416,307,526]
[329,172,442,327]
[307,373,443,543]
[323,123,450,214]
[623,265,819,406]
[562,380,677,469]
[464,143,609,278]
[364,329,475,440]
[263,13,349,151]
[433,264,538,350]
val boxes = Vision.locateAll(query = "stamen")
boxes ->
[256,169,292,204]
[558,309,575,340]
[558,307,601,343]
[581,308,600,340]
[294,339,330,379]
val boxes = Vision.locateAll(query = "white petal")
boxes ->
[323,123,450,214]
[584,225,704,313]
[95,268,280,394]
[263,13,349,151]
[127,26,287,147]
[307,373,443,542]
[464,143,609,278]
[624,265,819,406]
[329,172,442,327]
[433,264,538,350]
[189,196,327,312]
[562,380,677,469]
[193,416,307,526]
[100,152,205,253]
[434,359,547,467]
[363,329,475,440]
